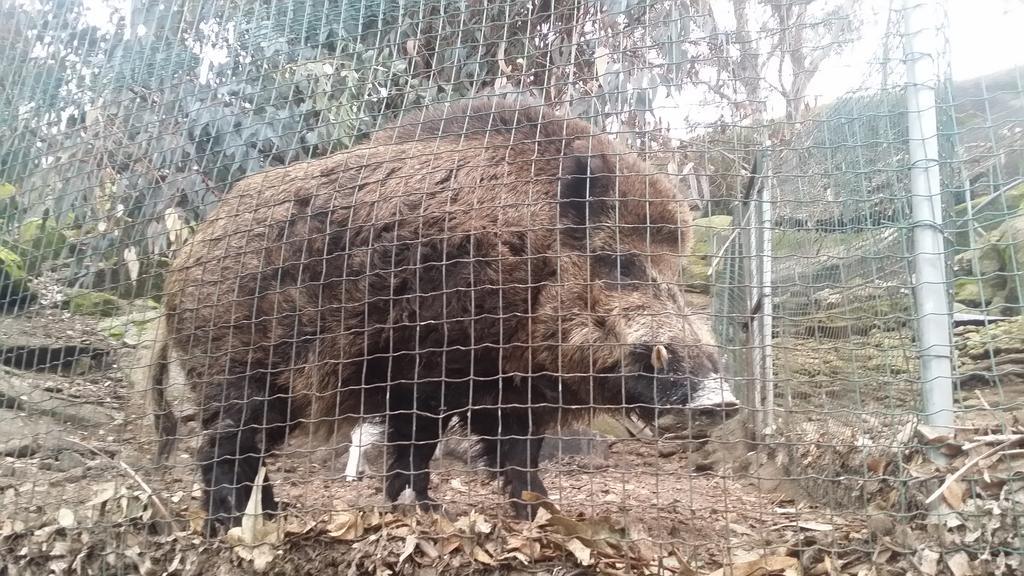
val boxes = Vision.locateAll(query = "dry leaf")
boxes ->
[398,535,418,566]
[434,514,456,535]
[918,549,940,576]
[471,545,494,565]
[86,482,118,506]
[187,510,206,535]
[942,478,966,510]
[471,513,494,535]
[946,551,972,576]
[533,506,553,526]
[439,536,462,555]
[417,538,440,561]
[540,514,588,538]
[658,554,698,576]
[872,547,892,564]
[823,555,836,575]
[865,456,889,475]
[234,543,277,573]
[1,519,21,537]
[521,490,560,515]
[506,535,541,560]
[452,512,494,536]
[364,508,383,529]
[327,511,365,540]
[284,517,318,536]
[707,555,801,576]
[496,551,533,565]
[124,246,140,283]
[251,544,277,573]
[225,516,282,549]
[566,538,594,566]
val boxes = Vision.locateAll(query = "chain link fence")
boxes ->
[1,0,1022,574]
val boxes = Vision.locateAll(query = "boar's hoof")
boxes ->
[510,489,549,521]
[391,487,441,515]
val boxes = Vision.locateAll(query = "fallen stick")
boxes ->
[63,437,179,535]
[962,433,1024,451]
[924,435,1024,506]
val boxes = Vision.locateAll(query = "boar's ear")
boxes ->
[558,153,612,226]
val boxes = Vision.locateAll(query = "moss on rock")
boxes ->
[0,245,35,313]
[683,216,733,294]
[66,291,126,318]
[690,216,733,256]
[17,217,68,273]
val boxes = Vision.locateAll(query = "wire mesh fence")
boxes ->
[1,0,1022,574]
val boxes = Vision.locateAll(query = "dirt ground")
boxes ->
[2,305,1022,576]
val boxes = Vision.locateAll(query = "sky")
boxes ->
[654,0,1024,136]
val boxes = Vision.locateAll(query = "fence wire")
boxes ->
[0,0,1022,575]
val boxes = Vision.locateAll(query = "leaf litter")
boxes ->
[1,307,1022,576]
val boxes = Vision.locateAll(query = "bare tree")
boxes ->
[768,0,859,124]
[686,0,860,130]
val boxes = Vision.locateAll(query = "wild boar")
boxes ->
[146,94,739,534]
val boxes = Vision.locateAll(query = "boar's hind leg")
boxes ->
[383,411,446,510]
[467,407,547,520]
[196,373,292,535]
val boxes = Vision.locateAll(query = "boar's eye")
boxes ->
[594,252,648,285]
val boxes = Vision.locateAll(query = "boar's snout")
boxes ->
[685,373,740,416]
[625,342,740,431]
[651,372,739,413]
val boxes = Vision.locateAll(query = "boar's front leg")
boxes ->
[467,406,548,520]
[196,373,291,536]
[383,409,445,510]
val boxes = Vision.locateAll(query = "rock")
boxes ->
[0,245,36,314]
[799,282,913,337]
[866,513,895,537]
[51,450,88,473]
[952,242,1003,278]
[949,211,1024,314]
[65,291,126,317]
[683,256,711,293]
[993,220,1024,308]
[690,215,733,259]
[954,278,988,309]
[0,409,53,457]
[0,366,121,427]
[97,307,162,345]
[950,181,1024,248]
[954,314,1024,387]
[16,218,68,273]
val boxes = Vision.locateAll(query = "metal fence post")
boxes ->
[902,0,955,433]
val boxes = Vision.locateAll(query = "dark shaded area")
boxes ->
[0,344,110,376]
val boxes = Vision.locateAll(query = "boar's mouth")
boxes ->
[621,373,741,437]
[601,344,741,435]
